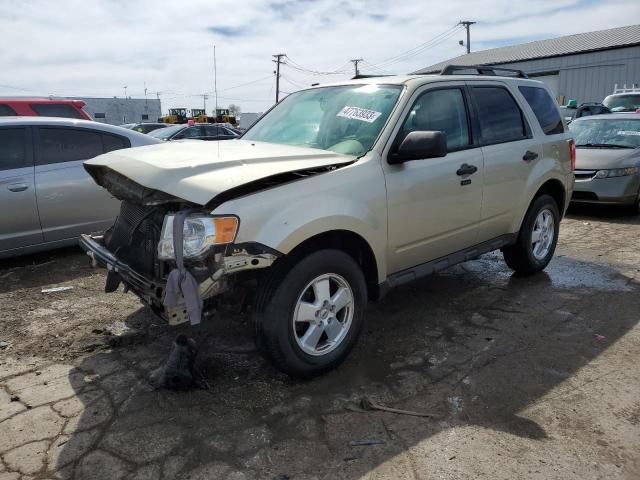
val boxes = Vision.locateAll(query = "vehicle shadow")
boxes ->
[0,246,90,293]
[567,203,640,225]
[54,252,640,479]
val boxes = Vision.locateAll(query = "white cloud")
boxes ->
[0,0,637,114]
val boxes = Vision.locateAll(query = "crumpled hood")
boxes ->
[575,147,640,170]
[84,140,355,206]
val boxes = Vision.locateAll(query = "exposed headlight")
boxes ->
[595,167,639,179]
[157,214,238,260]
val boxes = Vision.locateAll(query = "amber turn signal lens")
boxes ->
[214,217,238,244]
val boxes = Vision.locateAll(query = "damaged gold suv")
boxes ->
[81,66,575,378]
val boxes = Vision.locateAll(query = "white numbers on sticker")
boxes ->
[337,106,382,123]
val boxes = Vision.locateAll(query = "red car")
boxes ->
[0,98,92,120]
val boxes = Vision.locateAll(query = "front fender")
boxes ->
[213,159,388,280]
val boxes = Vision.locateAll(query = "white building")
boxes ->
[76,97,162,125]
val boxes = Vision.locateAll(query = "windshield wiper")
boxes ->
[576,143,634,149]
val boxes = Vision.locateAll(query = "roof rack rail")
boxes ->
[351,74,394,79]
[439,64,529,79]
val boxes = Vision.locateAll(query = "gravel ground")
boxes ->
[0,206,639,480]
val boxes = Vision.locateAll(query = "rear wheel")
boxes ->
[503,194,560,275]
[254,249,367,378]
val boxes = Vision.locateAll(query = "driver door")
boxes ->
[383,84,484,274]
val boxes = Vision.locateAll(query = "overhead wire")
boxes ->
[367,24,464,69]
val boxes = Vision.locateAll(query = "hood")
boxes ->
[84,140,355,206]
[575,147,640,170]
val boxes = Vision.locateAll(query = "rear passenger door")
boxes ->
[34,127,125,242]
[468,83,542,241]
[0,127,43,252]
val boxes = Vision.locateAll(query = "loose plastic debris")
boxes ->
[41,286,74,293]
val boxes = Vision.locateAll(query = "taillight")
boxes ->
[569,139,576,172]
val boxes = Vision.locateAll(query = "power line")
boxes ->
[219,75,274,92]
[284,56,349,75]
[368,24,464,69]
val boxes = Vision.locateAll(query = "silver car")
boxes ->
[570,114,640,213]
[0,117,159,258]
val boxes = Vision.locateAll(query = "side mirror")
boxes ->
[389,131,447,164]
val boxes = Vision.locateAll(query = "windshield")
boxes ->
[569,118,640,148]
[602,94,640,112]
[243,84,402,156]
[148,124,184,139]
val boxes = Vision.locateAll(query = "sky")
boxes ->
[0,0,638,115]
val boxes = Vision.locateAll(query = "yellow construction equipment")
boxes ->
[159,108,188,124]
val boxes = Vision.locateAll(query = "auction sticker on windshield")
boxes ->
[617,130,640,136]
[337,106,382,123]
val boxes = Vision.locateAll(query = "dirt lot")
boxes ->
[1,207,639,480]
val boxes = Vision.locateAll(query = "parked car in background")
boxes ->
[560,101,610,124]
[602,92,640,113]
[0,98,92,120]
[0,117,159,258]
[147,123,240,141]
[122,122,170,134]
[80,67,573,377]
[569,114,640,213]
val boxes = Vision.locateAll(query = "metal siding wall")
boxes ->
[78,98,162,125]
[497,45,640,103]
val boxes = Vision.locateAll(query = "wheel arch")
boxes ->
[282,230,381,301]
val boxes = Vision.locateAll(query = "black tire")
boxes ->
[254,249,367,378]
[503,194,560,275]
[629,191,640,215]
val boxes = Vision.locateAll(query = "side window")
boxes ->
[0,104,17,116]
[519,86,564,135]
[0,128,27,171]
[400,88,470,151]
[94,112,106,119]
[204,125,221,136]
[30,104,83,119]
[37,128,104,165]
[102,134,130,153]
[471,87,528,144]
[181,127,202,138]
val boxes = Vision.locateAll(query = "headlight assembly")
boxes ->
[157,214,238,260]
[595,167,639,179]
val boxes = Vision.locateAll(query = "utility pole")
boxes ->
[458,21,476,54]
[213,45,218,115]
[201,94,208,110]
[350,59,363,77]
[272,53,285,103]
[123,86,128,98]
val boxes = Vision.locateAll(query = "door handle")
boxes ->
[456,163,478,176]
[523,150,539,162]
[7,183,29,192]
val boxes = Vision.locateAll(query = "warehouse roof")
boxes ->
[414,24,640,74]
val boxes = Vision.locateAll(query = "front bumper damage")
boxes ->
[80,234,279,325]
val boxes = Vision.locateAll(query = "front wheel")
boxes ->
[254,249,367,378]
[503,194,560,275]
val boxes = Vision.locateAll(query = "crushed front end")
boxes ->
[79,170,280,325]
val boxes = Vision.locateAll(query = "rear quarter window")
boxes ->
[102,133,131,152]
[0,104,17,116]
[519,86,564,135]
[30,103,84,119]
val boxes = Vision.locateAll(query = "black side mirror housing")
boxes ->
[389,131,447,164]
